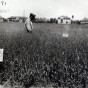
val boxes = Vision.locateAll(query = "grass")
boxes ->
[0,22,88,87]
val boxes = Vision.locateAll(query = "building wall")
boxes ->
[58,19,71,24]
[0,18,3,22]
[81,21,88,24]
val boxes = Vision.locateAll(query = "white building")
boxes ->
[57,16,71,24]
[81,18,88,24]
[0,16,3,22]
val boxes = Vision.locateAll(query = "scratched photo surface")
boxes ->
[0,0,88,88]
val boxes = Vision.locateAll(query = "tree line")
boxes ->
[32,18,58,23]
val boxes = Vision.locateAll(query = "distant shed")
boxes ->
[7,16,16,22]
[7,16,27,22]
[81,18,88,24]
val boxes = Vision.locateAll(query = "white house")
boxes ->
[57,16,71,24]
[81,18,88,24]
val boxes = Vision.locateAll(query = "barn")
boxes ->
[7,16,27,22]
[57,16,71,24]
[0,16,3,22]
[81,18,88,24]
[7,16,17,22]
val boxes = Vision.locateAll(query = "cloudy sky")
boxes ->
[0,0,88,20]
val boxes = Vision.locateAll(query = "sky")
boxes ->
[0,0,88,20]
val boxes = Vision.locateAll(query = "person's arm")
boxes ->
[24,20,27,29]
[30,21,33,30]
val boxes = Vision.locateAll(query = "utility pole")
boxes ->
[23,10,25,22]
[23,10,25,17]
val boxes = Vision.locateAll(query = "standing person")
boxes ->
[25,15,33,33]
[25,13,36,33]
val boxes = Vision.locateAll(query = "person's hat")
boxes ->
[29,13,36,20]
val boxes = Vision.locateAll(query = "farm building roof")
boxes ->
[8,16,28,19]
[0,15,4,19]
[58,16,71,20]
[81,18,88,21]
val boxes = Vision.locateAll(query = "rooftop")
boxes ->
[8,16,28,19]
[58,16,71,20]
[81,18,88,21]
